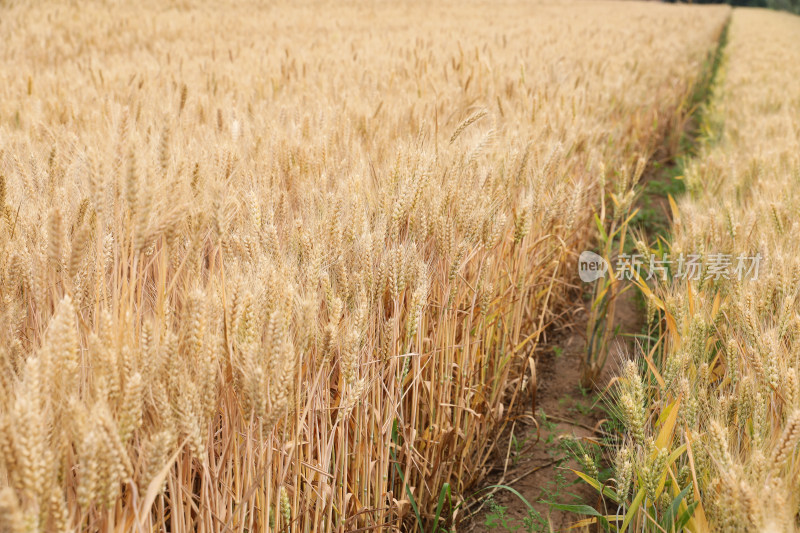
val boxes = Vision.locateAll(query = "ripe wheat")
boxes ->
[0,0,728,531]
[612,9,800,532]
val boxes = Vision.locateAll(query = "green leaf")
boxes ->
[390,419,423,531]
[676,501,699,531]
[571,470,622,504]
[432,483,451,533]
[660,484,692,531]
[621,486,645,533]
[477,484,535,513]
[594,213,608,242]
[548,503,610,530]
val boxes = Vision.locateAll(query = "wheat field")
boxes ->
[0,0,738,531]
[610,8,800,533]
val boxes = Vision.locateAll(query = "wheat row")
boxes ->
[613,8,800,532]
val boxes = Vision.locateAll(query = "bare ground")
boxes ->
[462,287,644,532]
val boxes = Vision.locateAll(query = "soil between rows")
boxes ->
[464,286,644,532]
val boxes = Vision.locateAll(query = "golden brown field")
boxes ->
[6,0,791,531]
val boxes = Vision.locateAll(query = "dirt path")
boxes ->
[459,19,729,526]
[462,286,644,532]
